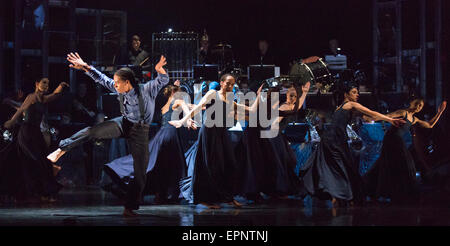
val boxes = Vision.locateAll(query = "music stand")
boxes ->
[247,65,276,90]
[247,65,276,82]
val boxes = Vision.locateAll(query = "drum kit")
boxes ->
[193,39,366,93]
[289,58,366,93]
[209,42,246,80]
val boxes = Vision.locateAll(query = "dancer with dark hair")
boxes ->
[364,99,447,203]
[0,78,68,203]
[170,74,263,209]
[238,82,310,202]
[268,83,311,198]
[299,82,405,206]
[47,52,170,217]
[103,82,196,203]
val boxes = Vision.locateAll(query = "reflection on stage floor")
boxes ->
[0,187,449,226]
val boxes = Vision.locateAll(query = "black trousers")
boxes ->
[59,117,150,210]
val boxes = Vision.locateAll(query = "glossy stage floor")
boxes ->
[0,186,450,226]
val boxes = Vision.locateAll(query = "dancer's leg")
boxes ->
[123,123,150,214]
[48,118,123,163]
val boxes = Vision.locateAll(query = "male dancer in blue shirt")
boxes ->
[47,52,169,217]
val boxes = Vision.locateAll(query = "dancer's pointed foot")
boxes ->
[47,148,66,163]
[200,202,221,209]
[123,208,138,217]
[229,199,242,208]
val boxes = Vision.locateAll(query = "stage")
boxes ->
[1,186,449,226]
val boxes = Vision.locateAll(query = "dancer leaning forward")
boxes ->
[47,53,190,217]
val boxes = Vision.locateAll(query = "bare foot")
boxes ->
[52,164,62,176]
[228,199,243,208]
[331,198,339,208]
[123,208,138,217]
[200,203,221,209]
[47,148,66,163]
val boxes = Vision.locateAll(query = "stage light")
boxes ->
[168,28,173,33]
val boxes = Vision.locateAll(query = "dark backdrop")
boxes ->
[74,0,373,74]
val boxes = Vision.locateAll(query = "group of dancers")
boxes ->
[0,52,447,217]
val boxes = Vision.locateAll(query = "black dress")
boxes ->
[0,96,62,200]
[237,111,277,197]
[103,100,187,200]
[299,101,364,201]
[180,92,238,204]
[268,115,303,196]
[364,113,418,201]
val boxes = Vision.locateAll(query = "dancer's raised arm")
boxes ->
[67,52,116,92]
[414,101,447,128]
[169,89,217,128]
[142,56,169,98]
[348,102,404,127]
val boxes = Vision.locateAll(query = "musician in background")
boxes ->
[198,30,214,64]
[324,38,348,72]
[250,39,276,65]
[128,35,151,71]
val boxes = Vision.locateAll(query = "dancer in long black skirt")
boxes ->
[238,82,310,202]
[183,81,221,192]
[364,99,447,203]
[0,78,68,203]
[299,82,405,206]
[267,83,311,198]
[103,82,196,203]
[170,74,263,209]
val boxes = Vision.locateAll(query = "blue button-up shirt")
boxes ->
[85,67,169,125]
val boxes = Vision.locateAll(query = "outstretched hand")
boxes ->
[155,56,167,75]
[302,56,321,64]
[256,84,264,96]
[54,82,70,94]
[3,120,13,129]
[187,119,198,130]
[302,82,311,93]
[67,52,90,72]
[169,120,183,128]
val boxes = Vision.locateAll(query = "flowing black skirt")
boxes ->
[0,123,62,199]
[103,125,187,200]
[269,133,303,196]
[364,132,419,201]
[180,125,238,204]
[300,138,364,201]
[234,127,274,196]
